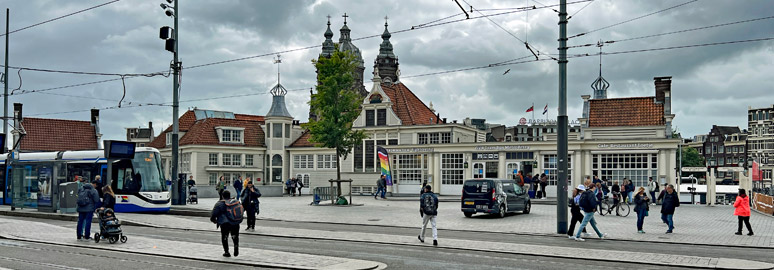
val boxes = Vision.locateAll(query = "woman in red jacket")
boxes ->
[733,189,754,236]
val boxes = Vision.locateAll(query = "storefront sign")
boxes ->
[475,145,530,151]
[385,147,435,153]
[527,119,581,125]
[473,153,499,160]
[597,143,654,149]
[682,167,707,172]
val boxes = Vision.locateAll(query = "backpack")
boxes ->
[224,199,244,224]
[77,189,91,207]
[579,191,596,212]
[422,193,437,215]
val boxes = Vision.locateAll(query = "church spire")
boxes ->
[321,15,335,58]
[591,40,609,99]
[374,16,399,84]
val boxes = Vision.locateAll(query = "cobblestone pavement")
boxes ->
[0,217,383,270]
[183,196,774,248]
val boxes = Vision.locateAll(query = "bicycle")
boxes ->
[609,192,631,217]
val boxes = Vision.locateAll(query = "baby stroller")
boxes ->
[187,186,198,204]
[94,208,127,244]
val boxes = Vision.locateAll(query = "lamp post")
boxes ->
[159,0,183,205]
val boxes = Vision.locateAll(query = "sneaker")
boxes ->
[574,237,585,242]
[638,230,645,234]
[581,233,592,238]
[417,235,424,243]
[234,249,239,257]
[599,233,609,239]
[748,232,754,236]
[568,236,576,240]
[666,230,673,234]
[735,232,743,235]
[433,240,438,246]
[223,252,231,257]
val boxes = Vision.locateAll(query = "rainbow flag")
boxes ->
[377,146,393,186]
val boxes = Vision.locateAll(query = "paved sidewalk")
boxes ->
[180,196,774,248]
[0,217,383,270]
[112,212,774,270]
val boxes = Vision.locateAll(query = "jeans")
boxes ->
[661,213,674,231]
[627,191,634,204]
[649,191,657,203]
[235,188,242,201]
[77,212,93,238]
[540,183,547,198]
[575,212,602,238]
[421,215,438,241]
[245,205,257,229]
[636,209,647,231]
[220,223,239,254]
[380,187,386,198]
[738,216,753,234]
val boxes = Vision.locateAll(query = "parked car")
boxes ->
[461,179,531,218]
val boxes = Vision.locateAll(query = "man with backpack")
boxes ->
[233,176,243,202]
[240,180,261,232]
[375,175,387,200]
[418,185,439,246]
[211,190,243,257]
[76,181,100,240]
[648,177,659,205]
[573,184,609,241]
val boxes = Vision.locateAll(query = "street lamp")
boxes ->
[158,0,183,205]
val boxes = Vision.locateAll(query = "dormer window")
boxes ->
[216,127,245,144]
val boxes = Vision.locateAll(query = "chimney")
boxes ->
[148,121,155,141]
[655,77,674,138]
[91,109,103,149]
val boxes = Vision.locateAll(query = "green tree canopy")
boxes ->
[681,147,705,176]
[304,49,367,189]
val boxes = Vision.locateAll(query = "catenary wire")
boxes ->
[567,15,774,48]
[567,0,595,20]
[568,0,699,39]
[0,0,121,37]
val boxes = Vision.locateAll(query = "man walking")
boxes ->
[241,180,261,232]
[233,176,243,202]
[659,184,680,233]
[378,175,388,199]
[418,185,439,246]
[648,177,659,205]
[211,190,243,257]
[76,180,100,240]
[573,184,609,241]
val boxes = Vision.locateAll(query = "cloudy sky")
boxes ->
[3,0,773,143]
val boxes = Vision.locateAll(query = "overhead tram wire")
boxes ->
[0,0,121,37]
[29,36,773,117]
[566,15,774,49]
[8,0,595,95]
[567,0,595,21]
[568,0,699,39]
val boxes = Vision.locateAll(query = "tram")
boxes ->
[1,147,170,213]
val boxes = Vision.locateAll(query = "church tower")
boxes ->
[337,13,367,97]
[373,17,399,84]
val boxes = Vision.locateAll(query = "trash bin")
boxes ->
[59,182,78,214]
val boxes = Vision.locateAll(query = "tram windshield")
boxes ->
[113,151,167,193]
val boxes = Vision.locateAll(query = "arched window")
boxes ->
[272,154,282,166]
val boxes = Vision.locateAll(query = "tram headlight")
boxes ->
[142,193,153,200]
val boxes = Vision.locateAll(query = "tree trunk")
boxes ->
[336,148,342,197]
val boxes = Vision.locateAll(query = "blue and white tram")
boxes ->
[1,147,170,212]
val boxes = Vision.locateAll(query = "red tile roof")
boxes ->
[289,130,316,147]
[148,110,265,148]
[381,82,439,126]
[588,97,665,127]
[19,117,98,152]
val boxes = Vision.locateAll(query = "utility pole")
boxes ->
[556,0,569,234]
[171,0,182,205]
[3,9,9,153]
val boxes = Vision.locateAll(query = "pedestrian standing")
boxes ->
[634,187,650,233]
[290,178,298,196]
[100,186,116,211]
[187,175,196,189]
[75,181,100,240]
[594,182,604,213]
[210,190,242,257]
[658,184,680,233]
[568,185,588,239]
[625,178,635,204]
[733,189,754,236]
[241,180,261,232]
[216,176,226,199]
[523,173,532,192]
[611,180,621,206]
[573,183,609,241]
[379,175,387,199]
[418,185,439,246]
[297,179,304,195]
[648,177,659,205]
[375,175,385,200]
[285,178,293,196]
[539,173,548,199]
[233,176,243,202]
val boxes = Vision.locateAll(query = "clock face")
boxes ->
[395,68,401,77]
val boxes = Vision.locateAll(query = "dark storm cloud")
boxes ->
[2,0,773,142]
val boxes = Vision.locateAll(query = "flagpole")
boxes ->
[532,102,535,123]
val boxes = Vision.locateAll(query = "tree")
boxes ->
[680,147,705,177]
[304,49,367,197]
